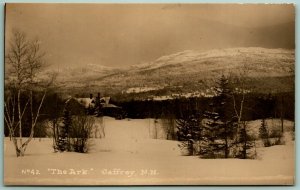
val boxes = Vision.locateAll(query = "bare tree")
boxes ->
[4,30,53,157]
[230,66,248,130]
[229,64,252,157]
[69,115,95,153]
[161,116,176,140]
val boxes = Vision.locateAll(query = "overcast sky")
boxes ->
[5,4,295,69]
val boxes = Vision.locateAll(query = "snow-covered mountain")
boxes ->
[131,47,293,74]
[54,63,121,83]
[56,47,295,95]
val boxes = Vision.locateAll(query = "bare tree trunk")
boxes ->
[5,94,30,157]
[21,91,47,154]
[242,122,247,159]
[52,120,57,149]
[16,89,26,157]
[17,90,23,150]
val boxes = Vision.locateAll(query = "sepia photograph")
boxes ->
[3,3,295,185]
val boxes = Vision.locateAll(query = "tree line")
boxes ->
[111,92,294,121]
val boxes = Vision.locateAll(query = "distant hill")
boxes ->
[56,47,295,97]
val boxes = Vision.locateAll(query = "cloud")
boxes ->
[5,4,295,68]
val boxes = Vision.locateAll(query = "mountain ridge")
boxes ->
[55,47,295,96]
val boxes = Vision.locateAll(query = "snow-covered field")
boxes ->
[4,117,295,185]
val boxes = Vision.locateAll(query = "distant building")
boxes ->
[64,97,86,115]
[75,94,126,119]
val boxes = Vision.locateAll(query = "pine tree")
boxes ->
[259,119,270,147]
[202,110,220,158]
[176,113,202,155]
[57,108,72,151]
[202,75,236,158]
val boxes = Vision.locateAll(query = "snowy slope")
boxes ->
[95,48,295,95]
[4,117,294,185]
[55,47,294,95]
[54,63,120,83]
[131,47,293,73]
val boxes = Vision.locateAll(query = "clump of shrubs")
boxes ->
[54,109,95,153]
[69,115,94,153]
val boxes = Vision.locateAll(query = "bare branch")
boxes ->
[33,91,47,128]
[4,102,13,127]
[5,29,50,157]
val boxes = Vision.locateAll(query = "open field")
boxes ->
[4,117,295,185]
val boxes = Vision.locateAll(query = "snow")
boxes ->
[131,47,294,72]
[53,63,118,83]
[152,95,173,101]
[4,117,294,185]
[147,90,217,101]
[126,86,163,94]
[61,63,114,73]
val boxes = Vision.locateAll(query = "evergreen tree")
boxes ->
[259,119,270,147]
[176,113,202,155]
[202,75,236,158]
[57,108,72,151]
[202,110,220,158]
